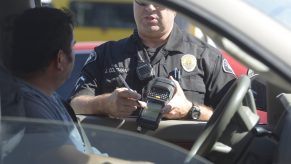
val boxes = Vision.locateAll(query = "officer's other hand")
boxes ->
[162,76,192,119]
[107,88,141,118]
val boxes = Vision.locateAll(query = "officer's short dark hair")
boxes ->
[10,7,74,76]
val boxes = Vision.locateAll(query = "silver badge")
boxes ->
[181,54,197,72]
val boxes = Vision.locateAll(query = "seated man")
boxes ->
[8,7,151,164]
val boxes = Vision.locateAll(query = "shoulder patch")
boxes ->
[181,54,197,72]
[74,76,86,91]
[222,59,236,76]
[84,51,97,66]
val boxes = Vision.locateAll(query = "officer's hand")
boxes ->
[106,88,141,118]
[162,76,192,119]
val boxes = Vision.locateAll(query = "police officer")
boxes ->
[70,0,236,121]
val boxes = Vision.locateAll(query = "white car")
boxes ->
[1,0,291,163]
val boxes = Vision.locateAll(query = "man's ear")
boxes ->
[56,49,65,71]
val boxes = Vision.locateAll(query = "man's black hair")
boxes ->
[9,7,74,76]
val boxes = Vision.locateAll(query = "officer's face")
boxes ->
[133,0,176,38]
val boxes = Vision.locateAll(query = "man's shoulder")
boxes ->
[93,36,135,59]
[16,80,52,110]
[21,90,60,120]
[174,32,218,59]
[180,31,222,57]
[17,80,42,98]
[181,32,207,47]
[94,36,133,51]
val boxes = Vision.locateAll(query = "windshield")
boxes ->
[244,0,291,30]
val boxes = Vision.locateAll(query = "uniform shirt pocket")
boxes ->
[180,75,206,104]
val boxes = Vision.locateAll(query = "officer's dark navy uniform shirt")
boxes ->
[71,24,236,110]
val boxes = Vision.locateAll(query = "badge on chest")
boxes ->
[181,54,197,72]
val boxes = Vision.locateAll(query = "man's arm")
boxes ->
[70,94,111,115]
[70,47,142,118]
[70,88,142,118]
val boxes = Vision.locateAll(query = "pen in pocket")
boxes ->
[173,67,181,81]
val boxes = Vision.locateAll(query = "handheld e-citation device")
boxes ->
[137,77,175,131]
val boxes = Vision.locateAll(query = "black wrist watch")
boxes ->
[189,103,201,120]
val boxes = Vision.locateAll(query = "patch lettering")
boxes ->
[104,67,128,74]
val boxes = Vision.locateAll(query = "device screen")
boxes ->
[141,101,163,121]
